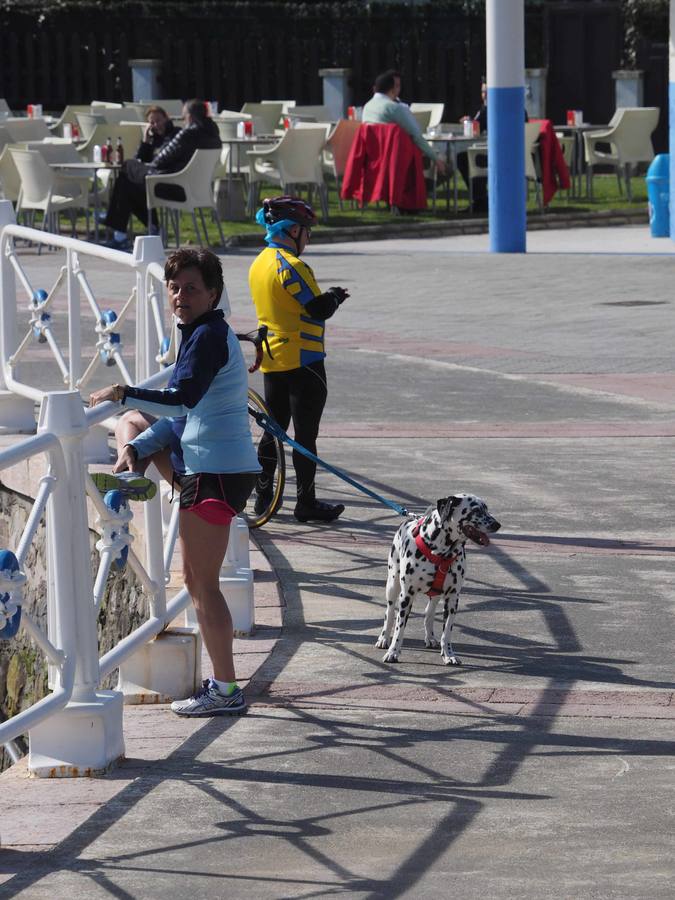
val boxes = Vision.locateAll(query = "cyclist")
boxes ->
[249,196,349,523]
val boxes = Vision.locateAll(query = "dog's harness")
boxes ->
[412,517,460,597]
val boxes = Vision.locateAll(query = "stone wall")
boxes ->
[0,482,148,772]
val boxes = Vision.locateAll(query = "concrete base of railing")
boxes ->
[28,690,124,778]
[118,627,202,705]
[183,568,255,637]
[227,517,251,569]
[0,391,36,434]
[222,569,255,637]
[82,424,113,464]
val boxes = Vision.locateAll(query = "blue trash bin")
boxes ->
[646,154,669,238]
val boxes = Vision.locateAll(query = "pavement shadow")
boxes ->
[3,696,673,899]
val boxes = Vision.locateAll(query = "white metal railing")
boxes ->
[0,204,243,777]
[0,201,168,414]
[0,391,194,759]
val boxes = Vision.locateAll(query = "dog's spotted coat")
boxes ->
[376,493,501,665]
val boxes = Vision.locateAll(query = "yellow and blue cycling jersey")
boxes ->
[249,243,325,373]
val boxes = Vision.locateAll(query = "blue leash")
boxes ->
[253,409,410,517]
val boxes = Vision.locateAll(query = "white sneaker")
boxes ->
[171,679,247,717]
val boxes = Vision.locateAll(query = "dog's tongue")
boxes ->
[463,524,489,546]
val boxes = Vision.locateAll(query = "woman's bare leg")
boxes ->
[114,411,155,475]
[179,509,234,682]
[112,410,174,484]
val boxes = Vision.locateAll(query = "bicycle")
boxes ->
[236,326,285,528]
[244,387,285,528]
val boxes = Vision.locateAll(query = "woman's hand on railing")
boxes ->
[89,384,125,407]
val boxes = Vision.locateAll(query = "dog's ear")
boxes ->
[438,495,462,519]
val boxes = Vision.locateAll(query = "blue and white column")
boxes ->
[487,0,526,253]
[670,0,675,240]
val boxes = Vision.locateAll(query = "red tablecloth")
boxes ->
[341,123,427,211]
[533,118,571,206]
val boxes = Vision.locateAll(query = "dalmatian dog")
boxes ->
[376,494,501,666]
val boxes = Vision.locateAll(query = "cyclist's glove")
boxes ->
[328,286,349,305]
[304,288,349,320]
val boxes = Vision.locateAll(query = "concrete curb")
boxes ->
[224,208,649,248]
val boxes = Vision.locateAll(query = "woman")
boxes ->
[104,98,221,249]
[90,248,259,717]
[136,105,180,163]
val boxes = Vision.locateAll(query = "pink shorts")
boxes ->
[175,472,256,526]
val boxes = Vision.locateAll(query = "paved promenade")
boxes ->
[1,226,674,898]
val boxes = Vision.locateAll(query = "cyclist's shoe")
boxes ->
[171,679,247,717]
[253,490,274,516]
[91,471,157,502]
[293,499,345,523]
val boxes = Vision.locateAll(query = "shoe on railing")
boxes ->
[91,471,157,502]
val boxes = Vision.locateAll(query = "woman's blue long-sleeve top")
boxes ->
[123,308,260,476]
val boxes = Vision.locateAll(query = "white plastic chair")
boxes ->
[90,100,124,109]
[241,103,283,135]
[262,100,296,116]
[288,105,333,124]
[145,147,225,248]
[11,148,87,235]
[48,104,90,136]
[26,141,93,230]
[583,107,659,200]
[5,119,51,142]
[410,103,444,129]
[322,119,360,209]
[0,125,12,154]
[0,99,12,118]
[410,109,432,133]
[76,112,105,141]
[246,126,329,219]
[0,145,21,203]
[77,108,141,140]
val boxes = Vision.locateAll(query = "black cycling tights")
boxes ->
[258,361,327,501]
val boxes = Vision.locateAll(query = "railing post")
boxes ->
[132,236,167,629]
[66,249,81,390]
[28,392,124,777]
[0,201,37,431]
[133,236,165,383]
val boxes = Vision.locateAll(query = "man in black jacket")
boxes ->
[104,98,221,248]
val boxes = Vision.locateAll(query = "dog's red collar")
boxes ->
[412,517,460,597]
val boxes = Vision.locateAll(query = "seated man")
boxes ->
[104,98,221,249]
[456,80,528,214]
[362,69,446,175]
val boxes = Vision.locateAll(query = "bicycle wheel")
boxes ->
[244,388,285,528]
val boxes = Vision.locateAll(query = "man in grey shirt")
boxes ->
[362,70,447,174]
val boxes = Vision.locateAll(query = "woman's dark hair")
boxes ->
[164,248,224,307]
[185,98,209,123]
[374,69,401,94]
[144,105,169,121]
